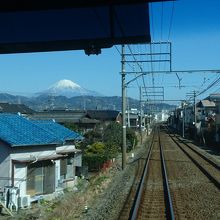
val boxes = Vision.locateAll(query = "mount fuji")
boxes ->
[38,79,102,98]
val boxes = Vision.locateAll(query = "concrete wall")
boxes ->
[14,163,26,197]
[55,160,60,189]
[74,153,82,167]
[10,145,57,161]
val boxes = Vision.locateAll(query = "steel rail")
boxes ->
[129,126,175,220]
[158,127,175,220]
[128,127,155,220]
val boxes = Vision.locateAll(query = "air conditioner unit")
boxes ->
[18,195,31,209]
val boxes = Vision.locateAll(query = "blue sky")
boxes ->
[0,0,220,104]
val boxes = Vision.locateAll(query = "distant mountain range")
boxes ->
[0,79,176,112]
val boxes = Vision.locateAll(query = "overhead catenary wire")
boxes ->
[162,0,175,85]
[196,76,220,97]
[126,44,148,96]
[158,1,164,73]
[167,0,175,41]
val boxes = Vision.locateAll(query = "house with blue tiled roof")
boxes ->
[31,119,84,142]
[0,114,83,210]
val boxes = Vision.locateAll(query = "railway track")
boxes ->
[119,126,175,220]
[118,129,156,220]
[118,125,219,220]
[166,126,220,190]
[162,125,220,219]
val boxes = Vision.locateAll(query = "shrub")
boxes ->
[126,128,138,152]
[83,142,107,171]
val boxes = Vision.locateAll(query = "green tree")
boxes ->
[84,130,102,144]
[85,142,105,155]
[103,122,122,159]
[79,130,102,152]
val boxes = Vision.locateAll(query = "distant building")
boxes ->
[86,110,122,130]
[155,110,169,122]
[196,99,216,124]
[0,103,35,116]
[86,110,122,123]
[29,109,99,133]
[169,93,220,145]
[126,109,146,131]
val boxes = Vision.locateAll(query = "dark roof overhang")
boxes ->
[0,1,172,12]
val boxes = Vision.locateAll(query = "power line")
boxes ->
[126,44,147,96]
[167,0,175,41]
[114,45,121,55]
[162,1,175,85]
[196,76,220,97]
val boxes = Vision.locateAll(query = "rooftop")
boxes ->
[86,110,120,121]
[0,114,83,147]
[0,103,35,114]
[31,120,83,141]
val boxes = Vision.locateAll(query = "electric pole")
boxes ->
[121,45,126,170]
[193,90,196,125]
[193,90,197,140]
[187,90,197,140]
[139,86,143,144]
[182,101,185,138]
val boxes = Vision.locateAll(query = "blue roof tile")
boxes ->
[31,120,84,141]
[0,114,61,147]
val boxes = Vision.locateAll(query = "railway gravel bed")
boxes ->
[119,157,146,220]
[161,130,220,219]
[168,128,220,166]
[170,134,220,185]
[176,134,220,166]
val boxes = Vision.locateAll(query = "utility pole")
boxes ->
[182,101,185,138]
[127,95,130,128]
[121,45,126,170]
[193,90,197,140]
[139,86,143,144]
[186,90,198,140]
[193,90,196,125]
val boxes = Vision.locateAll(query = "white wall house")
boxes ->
[0,114,83,210]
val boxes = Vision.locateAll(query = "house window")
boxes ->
[27,161,55,196]
[60,157,74,179]
[60,159,67,178]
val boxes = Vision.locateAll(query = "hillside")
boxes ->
[0,93,176,112]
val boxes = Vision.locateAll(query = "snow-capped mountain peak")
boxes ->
[38,79,101,98]
[50,79,81,90]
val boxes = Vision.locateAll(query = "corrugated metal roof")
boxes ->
[31,120,84,141]
[0,114,83,147]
